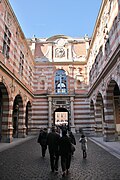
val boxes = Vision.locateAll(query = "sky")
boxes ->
[9,0,102,39]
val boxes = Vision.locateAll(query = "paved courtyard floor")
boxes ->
[0,134,120,180]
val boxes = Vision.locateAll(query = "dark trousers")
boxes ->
[61,154,71,172]
[83,150,87,158]
[50,151,59,171]
[41,145,47,157]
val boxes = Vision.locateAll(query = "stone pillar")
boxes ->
[68,44,72,60]
[6,99,13,143]
[48,97,52,131]
[18,106,26,138]
[94,103,103,137]
[70,97,75,133]
[103,97,116,141]
[48,43,53,61]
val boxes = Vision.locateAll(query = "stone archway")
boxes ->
[105,80,120,141]
[54,107,69,130]
[0,82,9,142]
[113,83,120,137]
[12,95,23,138]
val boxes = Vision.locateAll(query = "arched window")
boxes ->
[55,69,67,94]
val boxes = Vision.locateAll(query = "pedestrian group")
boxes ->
[37,125,87,178]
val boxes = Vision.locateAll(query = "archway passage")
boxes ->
[12,95,23,138]
[54,108,69,128]
[105,80,120,140]
[0,82,9,142]
[0,89,2,141]
[113,83,120,134]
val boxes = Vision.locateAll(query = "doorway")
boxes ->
[54,107,69,130]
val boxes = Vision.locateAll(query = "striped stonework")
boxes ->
[94,93,104,136]
[1,0,120,142]
[103,80,118,141]
[32,96,49,133]
[0,82,10,142]
[74,97,92,134]
[89,100,95,135]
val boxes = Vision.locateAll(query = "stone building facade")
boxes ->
[27,35,90,134]
[87,0,120,141]
[0,0,120,142]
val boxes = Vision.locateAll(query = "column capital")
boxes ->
[48,97,52,102]
[70,96,74,102]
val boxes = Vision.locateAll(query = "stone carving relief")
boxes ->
[55,48,65,58]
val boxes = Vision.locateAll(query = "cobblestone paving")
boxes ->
[0,135,120,180]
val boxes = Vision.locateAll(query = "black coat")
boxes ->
[38,131,48,146]
[47,132,60,153]
[59,135,71,156]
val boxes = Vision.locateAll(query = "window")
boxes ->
[2,25,11,59]
[55,69,67,94]
[19,51,24,76]
[40,80,45,89]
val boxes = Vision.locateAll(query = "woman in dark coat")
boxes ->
[59,129,72,177]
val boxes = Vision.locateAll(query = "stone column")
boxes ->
[18,104,26,138]
[7,99,14,143]
[48,43,53,61]
[68,44,72,60]
[70,97,75,133]
[48,97,52,131]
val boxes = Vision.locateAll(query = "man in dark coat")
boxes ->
[47,126,60,172]
[59,129,72,177]
[38,128,48,157]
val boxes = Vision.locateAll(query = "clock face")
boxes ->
[55,48,65,58]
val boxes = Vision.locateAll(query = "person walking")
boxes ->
[79,134,87,158]
[59,129,72,177]
[37,128,48,157]
[47,126,60,172]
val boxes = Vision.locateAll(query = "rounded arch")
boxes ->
[53,68,69,76]
[25,101,32,135]
[55,69,67,94]
[106,79,117,93]
[0,82,9,142]
[46,35,71,41]
[105,80,120,140]
[54,107,69,129]
[113,83,120,130]
[12,94,23,138]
